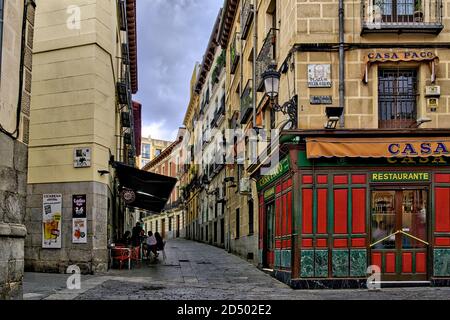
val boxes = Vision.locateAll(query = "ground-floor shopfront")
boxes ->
[255,132,450,288]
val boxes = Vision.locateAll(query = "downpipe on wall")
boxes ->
[339,0,345,128]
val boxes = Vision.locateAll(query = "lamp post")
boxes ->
[262,61,298,130]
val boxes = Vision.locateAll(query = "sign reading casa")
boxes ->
[371,172,430,182]
[388,142,449,157]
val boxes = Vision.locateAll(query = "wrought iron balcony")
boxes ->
[212,50,226,85]
[211,96,226,128]
[256,28,278,92]
[240,79,253,124]
[230,32,240,74]
[361,0,443,34]
[241,0,254,40]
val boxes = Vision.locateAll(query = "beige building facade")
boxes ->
[137,136,172,169]
[25,0,138,274]
[217,0,450,286]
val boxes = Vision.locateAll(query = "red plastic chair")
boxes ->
[111,248,131,270]
[130,246,141,266]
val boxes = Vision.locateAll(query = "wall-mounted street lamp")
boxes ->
[324,106,344,129]
[98,170,110,176]
[262,61,298,130]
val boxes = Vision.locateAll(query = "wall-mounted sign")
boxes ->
[367,51,436,62]
[263,187,275,199]
[72,218,87,244]
[371,172,431,183]
[42,194,62,249]
[308,64,331,88]
[120,189,136,204]
[363,50,438,83]
[73,147,91,168]
[257,157,290,190]
[72,195,87,218]
[310,96,332,105]
[387,142,449,157]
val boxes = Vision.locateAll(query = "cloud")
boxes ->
[134,0,222,141]
[142,120,179,142]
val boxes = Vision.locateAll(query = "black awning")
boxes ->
[114,162,177,213]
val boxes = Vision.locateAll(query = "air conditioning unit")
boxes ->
[239,177,251,194]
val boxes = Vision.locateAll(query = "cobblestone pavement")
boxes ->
[23,239,450,300]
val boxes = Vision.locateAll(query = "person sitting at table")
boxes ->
[154,232,165,257]
[131,222,143,247]
[146,231,157,258]
[119,231,131,246]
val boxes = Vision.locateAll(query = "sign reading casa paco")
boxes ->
[362,50,439,83]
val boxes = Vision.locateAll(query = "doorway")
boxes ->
[370,188,429,281]
[263,202,275,268]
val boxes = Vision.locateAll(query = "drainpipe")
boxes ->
[252,0,257,129]
[339,0,345,128]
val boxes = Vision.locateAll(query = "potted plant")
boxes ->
[414,0,423,22]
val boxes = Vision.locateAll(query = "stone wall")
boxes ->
[25,181,111,274]
[0,137,28,299]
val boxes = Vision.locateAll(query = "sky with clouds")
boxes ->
[134,0,223,142]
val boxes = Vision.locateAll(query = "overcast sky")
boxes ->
[134,0,223,142]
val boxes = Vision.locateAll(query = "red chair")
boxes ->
[111,248,131,270]
[130,246,142,267]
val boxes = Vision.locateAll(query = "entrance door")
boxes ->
[370,189,429,281]
[161,219,165,239]
[264,202,275,268]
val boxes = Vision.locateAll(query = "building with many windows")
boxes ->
[137,136,172,169]
[0,0,36,299]
[142,128,186,239]
[217,0,450,287]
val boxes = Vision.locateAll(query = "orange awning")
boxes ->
[306,137,450,159]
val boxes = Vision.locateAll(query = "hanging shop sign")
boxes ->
[120,188,136,204]
[42,194,62,249]
[257,157,290,190]
[362,50,439,83]
[72,195,87,218]
[72,218,87,244]
[310,96,333,105]
[308,64,332,88]
[370,172,431,183]
[306,137,450,159]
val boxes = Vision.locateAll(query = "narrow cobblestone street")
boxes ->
[23,239,450,300]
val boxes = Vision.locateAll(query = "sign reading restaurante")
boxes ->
[371,172,431,183]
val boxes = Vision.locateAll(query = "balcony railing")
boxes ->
[361,0,443,34]
[256,28,278,92]
[241,0,254,40]
[240,79,253,124]
[230,32,240,74]
[212,50,226,85]
[211,96,226,128]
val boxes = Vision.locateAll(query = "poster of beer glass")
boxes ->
[42,194,62,248]
[72,218,87,244]
[308,64,332,87]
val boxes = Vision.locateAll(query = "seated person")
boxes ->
[146,231,157,258]
[119,231,131,246]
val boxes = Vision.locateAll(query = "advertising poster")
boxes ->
[42,194,62,249]
[308,64,332,87]
[72,195,87,218]
[72,218,87,244]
